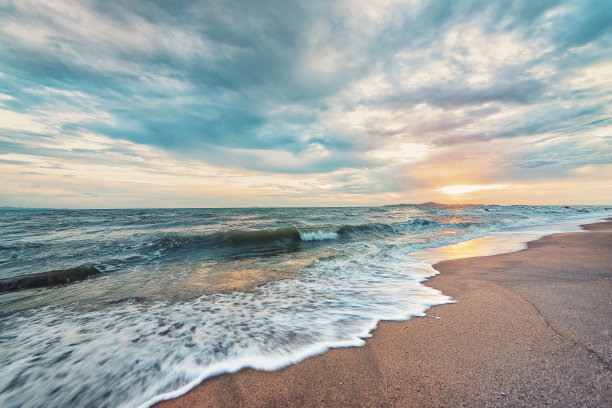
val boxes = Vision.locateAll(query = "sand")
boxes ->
[155,221,611,407]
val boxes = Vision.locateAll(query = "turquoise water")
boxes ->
[0,205,609,407]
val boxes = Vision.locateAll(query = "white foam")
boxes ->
[299,230,339,241]
[0,247,452,408]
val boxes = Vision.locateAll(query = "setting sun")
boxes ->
[439,184,509,195]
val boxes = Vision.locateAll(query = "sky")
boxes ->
[0,0,611,208]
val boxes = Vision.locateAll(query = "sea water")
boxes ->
[0,205,609,407]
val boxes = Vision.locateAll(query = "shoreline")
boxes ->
[155,220,611,407]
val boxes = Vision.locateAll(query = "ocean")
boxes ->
[0,205,609,407]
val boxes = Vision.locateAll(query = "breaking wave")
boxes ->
[153,219,449,251]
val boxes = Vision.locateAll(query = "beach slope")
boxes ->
[155,221,611,407]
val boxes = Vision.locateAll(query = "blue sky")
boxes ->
[1,0,611,207]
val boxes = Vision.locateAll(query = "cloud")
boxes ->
[0,0,610,206]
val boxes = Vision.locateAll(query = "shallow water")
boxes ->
[0,205,609,407]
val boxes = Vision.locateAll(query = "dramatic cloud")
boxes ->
[0,0,610,206]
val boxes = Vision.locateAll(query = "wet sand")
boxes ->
[155,221,611,407]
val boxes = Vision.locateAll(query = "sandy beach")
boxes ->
[155,220,611,407]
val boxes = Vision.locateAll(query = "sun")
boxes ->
[439,184,508,195]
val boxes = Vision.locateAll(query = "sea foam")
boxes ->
[298,227,340,241]
[0,247,451,408]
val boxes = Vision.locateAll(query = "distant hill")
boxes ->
[384,202,486,207]
[419,201,485,207]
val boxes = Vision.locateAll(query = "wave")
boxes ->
[0,250,452,408]
[154,225,361,249]
[0,219,467,286]
[0,266,101,293]
[152,227,325,251]
[298,219,447,240]
[215,227,301,245]
[151,228,301,256]
[152,220,451,252]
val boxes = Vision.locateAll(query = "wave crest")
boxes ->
[152,219,450,252]
[297,226,340,241]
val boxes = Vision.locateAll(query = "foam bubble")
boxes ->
[0,248,452,408]
[299,230,339,241]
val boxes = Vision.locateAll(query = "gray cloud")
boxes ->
[0,0,610,183]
